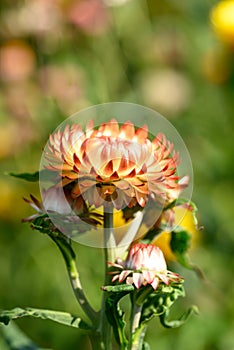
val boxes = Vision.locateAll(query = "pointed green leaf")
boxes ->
[8,171,40,182]
[105,290,133,347]
[159,305,199,328]
[0,322,51,349]
[0,307,91,330]
[8,169,56,182]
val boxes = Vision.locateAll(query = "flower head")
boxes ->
[45,119,187,210]
[110,243,182,290]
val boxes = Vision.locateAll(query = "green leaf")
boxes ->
[0,307,91,331]
[170,230,206,279]
[159,305,199,328]
[8,169,56,182]
[8,171,40,182]
[0,321,51,349]
[105,290,133,347]
[170,229,192,256]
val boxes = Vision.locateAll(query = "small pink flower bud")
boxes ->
[110,243,182,290]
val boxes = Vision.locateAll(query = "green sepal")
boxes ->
[159,305,199,328]
[135,285,154,306]
[0,307,92,330]
[0,321,51,349]
[102,284,134,292]
[30,210,102,238]
[31,214,60,236]
[140,283,185,325]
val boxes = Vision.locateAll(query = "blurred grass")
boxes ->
[1,0,234,349]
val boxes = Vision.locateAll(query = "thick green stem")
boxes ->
[128,293,144,350]
[98,203,115,350]
[131,326,147,350]
[103,203,116,265]
[51,236,98,326]
[131,304,143,334]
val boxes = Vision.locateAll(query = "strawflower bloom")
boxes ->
[45,119,187,210]
[109,243,182,290]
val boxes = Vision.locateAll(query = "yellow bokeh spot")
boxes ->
[153,207,200,261]
[211,1,234,45]
[203,47,231,84]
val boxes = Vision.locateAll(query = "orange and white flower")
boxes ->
[109,243,182,289]
[45,119,187,209]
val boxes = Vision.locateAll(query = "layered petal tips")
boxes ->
[110,243,182,290]
[44,119,187,210]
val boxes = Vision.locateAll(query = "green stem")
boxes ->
[51,236,98,326]
[98,202,115,350]
[131,326,147,350]
[128,293,144,350]
[131,304,143,334]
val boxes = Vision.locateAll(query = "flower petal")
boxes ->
[151,277,159,290]
[133,272,144,289]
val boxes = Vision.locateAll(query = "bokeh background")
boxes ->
[0,0,234,349]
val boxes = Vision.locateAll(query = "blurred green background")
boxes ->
[0,0,234,349]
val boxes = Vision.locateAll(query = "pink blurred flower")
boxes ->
[0,40,36,82]
[45,119,187,209]
[110,243,182,289]
[39,64,86,114]
[66,0,109,35]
